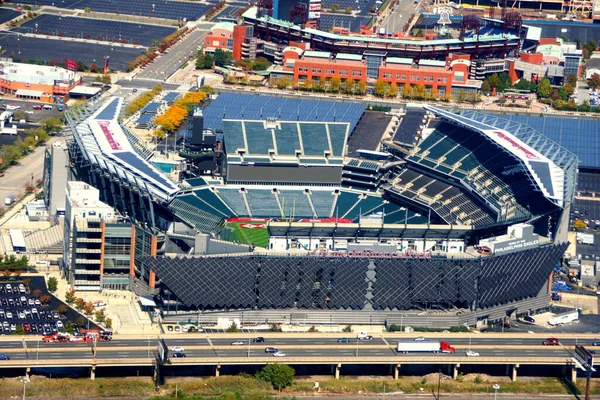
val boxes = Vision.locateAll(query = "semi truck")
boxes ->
[548,310,578,326]
[397,340,455,353]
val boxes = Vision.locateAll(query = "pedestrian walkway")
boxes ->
[24,221,64,253]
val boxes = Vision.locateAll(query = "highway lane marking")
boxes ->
[207,337,213,347]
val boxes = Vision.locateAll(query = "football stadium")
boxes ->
[65,93,576,326]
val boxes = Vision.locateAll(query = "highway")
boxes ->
[0,334,595,364]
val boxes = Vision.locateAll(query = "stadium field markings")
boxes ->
[225,221,269,248]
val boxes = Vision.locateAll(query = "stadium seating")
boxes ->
[309,190,336,217]
[278,189,314,217]
[215,188,250,216]
[168,197,222,234]
[246,189,282,217]
[300,124,330,156]
[192,189,232,217]
[334,190,361,218]
[222,121,247,154]
[328,124,349,156]
[245,122,276,155]
[276,123,302,155]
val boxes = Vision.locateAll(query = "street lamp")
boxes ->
[492,384,500,400]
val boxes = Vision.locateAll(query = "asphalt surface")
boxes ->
[380,0,418,33]
[0,335,597,361]
[135,28,207,81]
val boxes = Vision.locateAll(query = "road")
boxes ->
[0,334,596,363]
[134,28,207,81]
[379,0,418,33]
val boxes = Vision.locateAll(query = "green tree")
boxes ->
[497,73,512,93]
[342,325,352,332]
[480,80,491,93]
[276,77,292,89]
[537,78,551,98]
[330,3,339,11]
[213,49,232,67]
[344,78,355,93]
[47,276,58,292]
[61,321,75,334]
[105,317,113,328]
[14,324,25,335]
[258,364,295,389]
[252,56,271,71]
[513,78,531,91]
[76,60,87,71]
[41,117,63,135]
[487,73,500,90]
[498,96,506,106]
[75,316,86,328]
[95,310,106,323]
[200,85,215,95]
[226,321,240,332]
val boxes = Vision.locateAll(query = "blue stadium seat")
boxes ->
[246,189,282,217]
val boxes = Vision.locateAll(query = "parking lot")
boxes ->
[0,276,95,336]
[0,99,64,146]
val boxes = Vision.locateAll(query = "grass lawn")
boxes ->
[225,221,269,248]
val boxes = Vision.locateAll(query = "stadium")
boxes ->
[65,93,576,326]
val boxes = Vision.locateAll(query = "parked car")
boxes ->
[592,341,600,346]
[33,104,43,110]
[414,336,426,341]
[523,315,535,323]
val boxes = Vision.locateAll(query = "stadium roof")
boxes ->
[426,106,567,207]
[455,109,578,208]
[70,97,179,201]
[222,119,349,164]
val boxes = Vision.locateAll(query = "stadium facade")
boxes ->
[63,94,576,325]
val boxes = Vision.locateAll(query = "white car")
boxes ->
[273,351,287,357]
[171,346,184,352]
[56,321,63,329]
[231,341,245,346]
[413,336,426,341]
[5,104,20,110]
[466,350,480,357]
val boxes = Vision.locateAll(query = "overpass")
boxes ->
[0,332,596,382]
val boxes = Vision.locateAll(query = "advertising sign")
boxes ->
[574,345,595,372]
[309,11,321,18]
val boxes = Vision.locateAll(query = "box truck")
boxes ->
[548,310,578,326]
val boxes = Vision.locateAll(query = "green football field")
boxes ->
[225,221,269,248]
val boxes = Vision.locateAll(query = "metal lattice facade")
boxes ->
[143,242,567,311]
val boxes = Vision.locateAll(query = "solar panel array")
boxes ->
[9,0,214,20]
[13,15,176,46]
[203,93,366,132]
[482,114,600,168]
[144,243,567,310]
[321,0,379,16]
[319,14,373,32]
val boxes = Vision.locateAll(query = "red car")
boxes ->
[543,338,559,346]
[23,323,30,332]
[32,104,43,110]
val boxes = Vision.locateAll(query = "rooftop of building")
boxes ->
[0,60,79,86]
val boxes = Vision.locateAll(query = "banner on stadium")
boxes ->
[309,3,321,10]
[309,0,320,3]
[309,11,321,18]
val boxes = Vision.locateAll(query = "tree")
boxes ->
[344,78,355,94]
[41,117,63,135]
[61,321,75,334]
[342,325,352,332]
[226,321,241,332]
[537,78,551,98]
[480,80,491,93]
[573,219,587,230]
[14,324,25,335]
[47,276,58,292]
[213,49,232,67]
[498,96,506,106]
[513,79,531,91]
[258,364,295,390]
[75,297,85,310]
[199,85,215,95]
[75,316,86,328]
[357,80,367,95]
[330,3,339,11]
[76,60,87,71]
[105,317,113,328]
[65,289,76,303]
[588,73,600,89]
[57,304,68,315]
[276,77,292,90]
[388,82,398,98]
[252,56,271,71]
[40,295,50,305]
[373,79,388,97]
[83,302,95,315]
[402,84,411,98]
[487,73,500,90]
[330,76,342,92]
[32,289,42,299]
[566,73,578,87]
[95,309,106,322]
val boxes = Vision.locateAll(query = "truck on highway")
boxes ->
[397,340,455,353]
[548,310,578,326]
